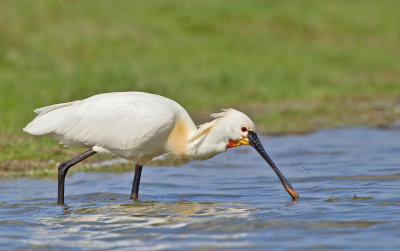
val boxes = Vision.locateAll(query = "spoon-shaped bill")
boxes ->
[247,131,299,200]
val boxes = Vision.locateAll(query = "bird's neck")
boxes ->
[185,120,228,160]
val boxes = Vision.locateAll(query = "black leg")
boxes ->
[130,164,143,200]
[58,149,96,205]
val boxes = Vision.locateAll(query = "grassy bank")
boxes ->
[1,0,399,177]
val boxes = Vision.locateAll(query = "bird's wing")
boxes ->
[24,92,180,158]
[33,101,78,115]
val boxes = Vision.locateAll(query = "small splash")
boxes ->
[350,191,373,200]
[325,196,339,202]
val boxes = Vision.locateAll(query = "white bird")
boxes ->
[24,92,299,204]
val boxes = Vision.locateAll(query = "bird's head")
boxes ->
[212,109,299,200]
[209,109,255,148]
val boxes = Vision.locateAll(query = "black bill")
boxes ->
[247,131,299,200]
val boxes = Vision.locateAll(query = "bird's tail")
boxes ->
[23,101,78,135]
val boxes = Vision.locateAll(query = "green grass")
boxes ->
[1,0,399,177]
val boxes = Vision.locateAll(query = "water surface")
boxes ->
[1,128,399,250]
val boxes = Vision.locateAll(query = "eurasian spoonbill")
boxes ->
[23,92,299,204]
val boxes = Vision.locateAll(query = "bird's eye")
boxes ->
[241,127,247,132]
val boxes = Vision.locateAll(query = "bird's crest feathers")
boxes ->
[210,108,237,119]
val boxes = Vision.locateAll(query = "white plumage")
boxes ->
[24,92,253,162]
[24,91,298,204]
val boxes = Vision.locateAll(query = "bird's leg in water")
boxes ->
[57,149,96,205]
[130,164,143,200]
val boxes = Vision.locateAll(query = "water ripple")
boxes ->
[1,128,400,250]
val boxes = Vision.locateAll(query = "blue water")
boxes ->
[1,128,399,250]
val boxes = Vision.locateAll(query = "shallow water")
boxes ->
[1,128,400,250]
